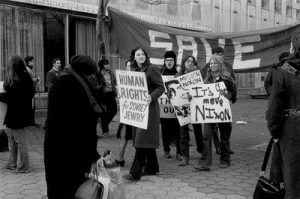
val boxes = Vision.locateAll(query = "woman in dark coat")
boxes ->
[3,55,34,173]
[123,47,164,181]
[267,33,300,199]
[44,55,100,199]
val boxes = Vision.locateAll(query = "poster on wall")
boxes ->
[116,70,149,129]
[189,82,232,123]
[164,78,190,126]
[159,76,176,118]
[0,82,7,130]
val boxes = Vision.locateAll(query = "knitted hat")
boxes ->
[164,51,176,60]
[70,55,97,75]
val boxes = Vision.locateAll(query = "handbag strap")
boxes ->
[260,138,274,172]
[68,66,94,102]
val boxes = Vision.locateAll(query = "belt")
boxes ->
[284,109,300,117]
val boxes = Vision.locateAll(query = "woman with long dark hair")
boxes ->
[3,55,34,173]
[123,47,164,181]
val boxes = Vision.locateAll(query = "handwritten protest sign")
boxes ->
[116,70,149,129]
[0,82,7,130]
[159,76,176,118]
[164,78,190,126]
[177,70,203,90]
[190,82,232,123]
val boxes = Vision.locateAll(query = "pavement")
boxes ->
[0,97,272,199]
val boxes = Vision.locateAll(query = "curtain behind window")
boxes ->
[0,6,44,90]
[75,18,97,61]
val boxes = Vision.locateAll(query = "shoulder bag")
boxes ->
[253,138,285,199]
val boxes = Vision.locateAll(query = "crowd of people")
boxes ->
[1,34,299,198]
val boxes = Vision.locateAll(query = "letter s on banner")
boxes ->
[232,35,261,70]
[149,30,173,65]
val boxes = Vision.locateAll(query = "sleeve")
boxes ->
[266,68,286,139]
[149,66,165,101]
[224,79,237,104]
[46,71,54,89]
[264,71,273,96]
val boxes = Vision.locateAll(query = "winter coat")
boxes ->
[3,73,34,129]
[44,72,100,199]
[132,64,164,148]
[266,62,300,199]
[46,68,61,91]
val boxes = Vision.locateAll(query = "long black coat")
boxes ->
[4,74,34,129]
[44,73,100,199]
[267,63,300,199]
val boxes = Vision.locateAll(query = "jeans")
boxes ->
[202,123,231,167]
[6,128,29,170]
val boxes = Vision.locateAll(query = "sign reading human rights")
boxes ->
[164,78,190,126]
[159,76,176,118]
[116,70,149,129]
[190,82,232,123]
[101,7,300,73]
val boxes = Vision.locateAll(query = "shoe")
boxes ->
[219,163,230,169]
[123,174,140,181]
[15,168,30,173]
[176,154,182,161]
[115,159,125,167]
[230,150,234,154]
[178,157,189,166]
[3,164,16,170]
[194,165,210,171]
[216,148,221,155]
[141,171,156,176]
[164,152,171,159]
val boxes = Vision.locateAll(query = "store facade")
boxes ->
[0,0,99,91]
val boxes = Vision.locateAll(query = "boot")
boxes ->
[178,157,189,166]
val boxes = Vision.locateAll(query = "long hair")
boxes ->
[97,58,109,71]
[130,47,150,71]
[180,55,197,75]
[6,55,29,86]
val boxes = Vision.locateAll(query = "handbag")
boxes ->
[253,139,285,199]
[68,67,106,116]
[74,162,104,199]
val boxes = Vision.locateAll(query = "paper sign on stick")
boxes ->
[116,70,149,129]
[159,76,176,118]
[190,82,232,123]
[177,70,203,90]
[0,82,7,130]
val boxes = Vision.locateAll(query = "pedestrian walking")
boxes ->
[160,51,181,160]
[123,47,164,181]
[44,55,100,199]
[195,54,236,171]
[2,55,34,173]
[175,55,204,166]
[266,33,300,199]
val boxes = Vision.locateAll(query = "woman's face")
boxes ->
[134,49,146,66]
[125,61,131,71]
[104,63,110,70]
[184,57,195,70]
[210,59,220,72]
[165,58,175,69]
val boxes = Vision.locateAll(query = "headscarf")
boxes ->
[281,32,300,71]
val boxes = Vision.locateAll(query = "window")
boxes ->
[286,5,292,17]
[297,9,300,20]
[248,0,256,5]
[262,0,269,9]
[275,0,281,13]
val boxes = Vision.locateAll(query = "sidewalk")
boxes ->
[0,97,271,199]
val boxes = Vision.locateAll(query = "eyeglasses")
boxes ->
[165,58,174,62]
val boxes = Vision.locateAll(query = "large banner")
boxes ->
[159,76,176,118]
[189,82,233,123]
[0,82,7,130]
[116,70,149,129]
[103,7,300,72]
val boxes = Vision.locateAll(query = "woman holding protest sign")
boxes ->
[175,55,204,166]
[123,47,164,181]
[160,51,182,160]
[194,55,237,171]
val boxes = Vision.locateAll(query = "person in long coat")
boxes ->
[123,47,164,181]
[44,55,100,199]
[3,55,34,173]
[267,33,300,199]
